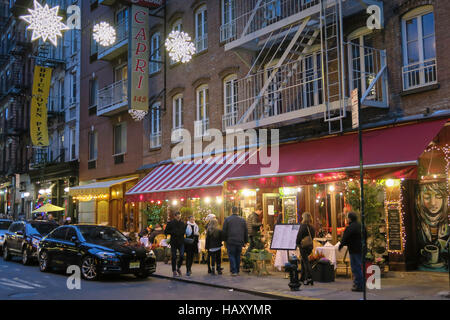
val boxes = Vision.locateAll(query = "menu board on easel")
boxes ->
[386,201,403,252]
[270,224,300,250]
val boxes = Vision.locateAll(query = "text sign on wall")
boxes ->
[30,66,52,147]
[386,201,403,252]
[351,88,359,129]
[128,5,150,113]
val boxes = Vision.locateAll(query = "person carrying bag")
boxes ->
[296,212,315,286]
[185,216,199,276]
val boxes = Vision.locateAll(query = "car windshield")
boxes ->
[27,223,58,236]
[0,221,12,230]
[78,226,127,242]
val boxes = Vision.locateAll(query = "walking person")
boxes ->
[205,219,223,275]
[246,205,263,253]
[185,216,199,276]
[204,214,216,273]
[222,206,248,276]
[165,211,186,277]
[296,212,315,286]
[339,212,364,292]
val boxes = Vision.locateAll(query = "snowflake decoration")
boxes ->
[20,0,68,47]
[93,22,117,47]
[165,30,196,64]
[129,109,148,122]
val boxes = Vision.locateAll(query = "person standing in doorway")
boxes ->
[296,212,315,286]
[205,218,223,275]
[165,211,186,277]
[246,205,263,253]
[223,206,248,276]
[339,212,364,292]
[185,216,199,276]
[204,214,217,273]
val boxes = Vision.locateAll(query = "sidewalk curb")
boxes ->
[150,273,321,300]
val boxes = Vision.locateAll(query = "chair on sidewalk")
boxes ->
[335,247,351,277]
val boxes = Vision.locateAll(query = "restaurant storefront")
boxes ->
[126,119,449,272]
[70,176,139,233]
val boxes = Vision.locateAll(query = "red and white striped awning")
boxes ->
[125,151,252,202]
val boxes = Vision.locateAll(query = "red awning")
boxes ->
[126,151,252,202]
[226,119,447,189]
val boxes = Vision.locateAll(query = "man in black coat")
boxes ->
[339,212,364,292]
[165,212,186,277]
[222,206,248,276]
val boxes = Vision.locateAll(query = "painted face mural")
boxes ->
[416,182,449,271]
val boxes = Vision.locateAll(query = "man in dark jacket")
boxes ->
[339,212,364,292]
[246,205,263,253]
[222,206,248,276]
[165,212,186,277]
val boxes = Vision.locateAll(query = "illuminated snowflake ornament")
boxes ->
[20,0,68,47]
[129,109,148,122]
[165,30,196,64]
[93,22,117,47]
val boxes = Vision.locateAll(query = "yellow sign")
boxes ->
[30,66,52,146]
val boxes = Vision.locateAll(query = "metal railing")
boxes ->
[97,79,128,113]
[150,132,162,148]
[221,0,321,44]
[171,127,184,143]
[402,58,437,91]
[194,118,209,138]
[222,110,238,131]
[98,20,129,56]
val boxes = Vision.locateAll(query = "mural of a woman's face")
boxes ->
[422,189,444,216]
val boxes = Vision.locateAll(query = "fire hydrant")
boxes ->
[285,255,301,291]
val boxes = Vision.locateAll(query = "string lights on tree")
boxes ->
[93,21,117,47]
[20,0,69,47]
[165,30,196,63]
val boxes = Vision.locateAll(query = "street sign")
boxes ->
[121,0,164,8]
[351,88,359,129]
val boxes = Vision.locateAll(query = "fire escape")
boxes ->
[221,0,388,134]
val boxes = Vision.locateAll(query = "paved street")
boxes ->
[0,258,272,300]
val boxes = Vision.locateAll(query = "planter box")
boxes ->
[312,261,335,282]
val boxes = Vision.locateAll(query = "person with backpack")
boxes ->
[205,218,223,275]
[185,216,199,276]
[296,212,315,286]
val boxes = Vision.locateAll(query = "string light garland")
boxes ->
[20,0,68,47]
[165,30,196,63]
[93,21,117,46]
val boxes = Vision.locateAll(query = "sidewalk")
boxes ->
[152,261,450,300]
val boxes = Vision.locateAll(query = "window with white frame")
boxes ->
[223,75,238,128]
[150,32,161,74]
[150,103,162,148]
[263,0,281,26]
[70,73,77,105]
[71,30,78,55]
[221,0,235,42]
[113,122,127,155]
[348,29,376,99]
[173,94,183,130]
[88,131,98,161]
[195,5,208,53]
[402,6,437,90]
[70,128,76,160]
[195,85,209,137]
[302,51,323,108]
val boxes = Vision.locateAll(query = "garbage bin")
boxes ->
[312,259,335,282]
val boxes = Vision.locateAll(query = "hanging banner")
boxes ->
[30,66,52,147]
[128,4,150,117]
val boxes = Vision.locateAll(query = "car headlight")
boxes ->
[146,250,155,257]
[96,252,117,259]
[32,238,40,248]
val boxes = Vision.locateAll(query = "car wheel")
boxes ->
[134,270,149,279]
[39,250,50,272]
[2,244,11,261]
[22,247,30,265]
[81,256,99,281]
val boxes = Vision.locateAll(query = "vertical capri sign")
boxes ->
[128,5,150,121]
[30,66,52,146]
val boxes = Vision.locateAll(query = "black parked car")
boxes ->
[0,219,13,254]
[38,224,157,280]
[2,220,59,265]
